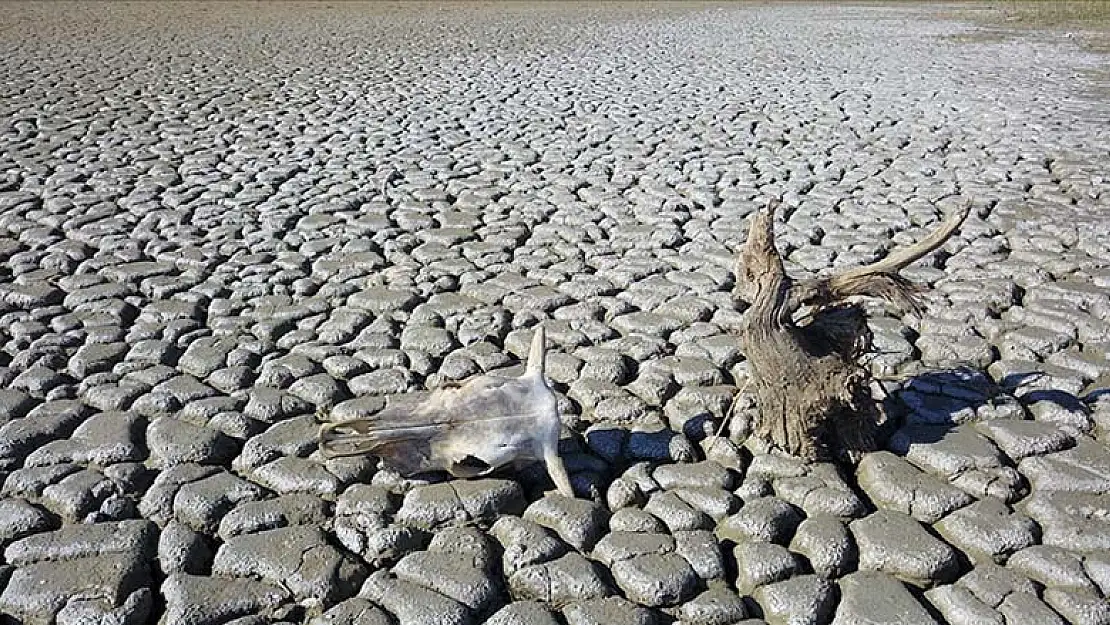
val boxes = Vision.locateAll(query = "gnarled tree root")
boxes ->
[734,200,970,462]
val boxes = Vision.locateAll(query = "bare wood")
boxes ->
[786,201,971,313]
[733,200,966,461]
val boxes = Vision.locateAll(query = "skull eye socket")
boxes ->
[454,455,491,471]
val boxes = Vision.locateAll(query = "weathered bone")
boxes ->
[319,325,574,498]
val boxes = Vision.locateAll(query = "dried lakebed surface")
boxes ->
[1,2,1109,624]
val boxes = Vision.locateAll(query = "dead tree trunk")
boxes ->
[734,200,970,462]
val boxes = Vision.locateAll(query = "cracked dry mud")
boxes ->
[1,2,1109,624]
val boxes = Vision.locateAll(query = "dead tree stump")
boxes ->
[733,200,970,462]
